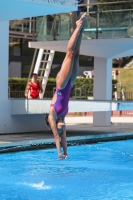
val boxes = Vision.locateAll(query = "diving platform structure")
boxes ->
[0,0,77,21]
[1,0,133,133]
[11,99,133,115]
[29,38,133,59]
[6,37,133,133]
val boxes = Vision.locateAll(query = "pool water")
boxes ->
[0,139,133,200]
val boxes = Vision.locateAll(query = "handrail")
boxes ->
[79,0,133,7]
[84,27,128,32]
[9,30,36,36]
[87,9,133,14]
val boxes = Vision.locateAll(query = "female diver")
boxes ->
[45,13,87,159]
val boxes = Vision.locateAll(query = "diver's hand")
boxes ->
[63,155,67,159]
[58,153,67,160]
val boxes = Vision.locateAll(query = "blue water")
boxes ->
[0,140,133,200]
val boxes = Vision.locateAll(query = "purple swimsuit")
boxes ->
[51,79,72,118]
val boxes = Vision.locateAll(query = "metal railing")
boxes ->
[9,18,37,40]
[9,1,133,40]
[8,82,133,100]
[8,83,56,99]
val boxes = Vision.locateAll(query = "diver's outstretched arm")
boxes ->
[60,126,67,158]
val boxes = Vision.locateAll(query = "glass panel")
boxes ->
[36,12,133,40]
[9,1,133,41]
[84,10,133,39]
[36,14,71,41]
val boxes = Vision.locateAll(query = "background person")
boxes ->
[25,73,43,99]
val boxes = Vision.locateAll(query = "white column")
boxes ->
[0,21,9,100]
[0,21,11,133]
[93,57,112,126]
[0,21,10,134]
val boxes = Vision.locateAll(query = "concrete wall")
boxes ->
[9,62,21,78]
[0,21,47,134]
[2,98,113,133]
[5,98,133,134]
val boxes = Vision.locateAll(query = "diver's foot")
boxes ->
[76,12,87,30]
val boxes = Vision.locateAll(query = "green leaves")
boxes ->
[8,77,117,98]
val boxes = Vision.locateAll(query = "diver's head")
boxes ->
[56,119,65,134]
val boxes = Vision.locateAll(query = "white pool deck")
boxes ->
[0,116,133,152]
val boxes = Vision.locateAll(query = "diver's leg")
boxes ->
[56,13,87,89]
[70,16,87,84]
